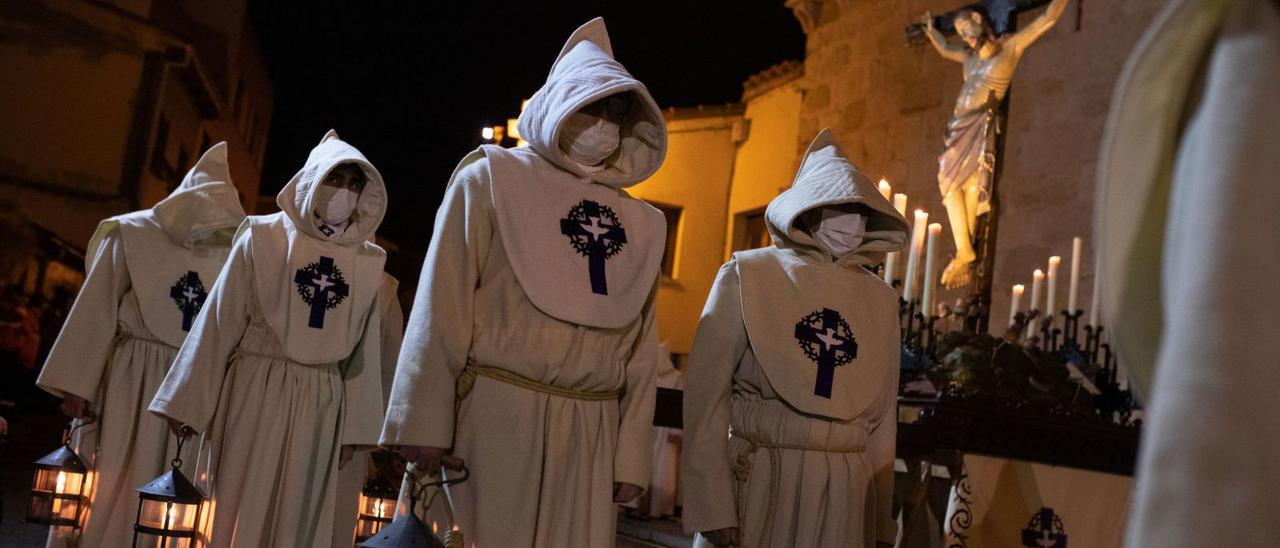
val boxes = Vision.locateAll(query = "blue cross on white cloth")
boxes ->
[1020,507,1067,548]
[294,256,349,329]
[794,308,858,398]
[169,271,207,332]
[560,200,627,295]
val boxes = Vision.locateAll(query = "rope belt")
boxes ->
[455,363,621,402]
[730,432,866,547]
[113,332,177,350]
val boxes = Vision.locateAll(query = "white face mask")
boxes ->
[559,111,620,167]
[809,207,866,259]
[315,184,359,227]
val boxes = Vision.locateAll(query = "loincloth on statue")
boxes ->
[938,106,998,215]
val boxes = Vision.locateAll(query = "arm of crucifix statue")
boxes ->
[921,11,967,63]
[1009,0,1070,54]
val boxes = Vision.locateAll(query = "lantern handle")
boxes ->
[171,426,195,470]
[63,414,97,448]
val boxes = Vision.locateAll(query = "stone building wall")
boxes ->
[794,0,1165,332]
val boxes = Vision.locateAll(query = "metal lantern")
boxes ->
[358,457,469,548]
[133,428,204,548]
[27,418,95,528]
[354,475,399,543]
[26,444,90,527]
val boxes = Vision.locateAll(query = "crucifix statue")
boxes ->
[921,0,1070,288]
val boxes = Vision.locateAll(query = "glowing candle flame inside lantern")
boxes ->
[433,521,439,534]
[375,499,384,518]
[52,471,67,513]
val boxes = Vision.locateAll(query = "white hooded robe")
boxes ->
[379,17,669,547]
[1095,0,1280,545]
[150,131,389,548]
[36,143,245,548]
[681,130,908,548]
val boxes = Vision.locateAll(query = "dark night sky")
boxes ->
[247,1,805,254]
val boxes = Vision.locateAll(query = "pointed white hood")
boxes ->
[90,142,246,347]
[245,130,388,364]
[517,17,667,188]
[152,142,246,247]
[277,130,388,244]
[764,129,909,265]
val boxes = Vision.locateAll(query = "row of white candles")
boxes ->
[875,179,1102,331]
[1008,236,1103,329]
[877,180,943,315]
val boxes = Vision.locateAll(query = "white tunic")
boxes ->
[151,131,389,547]
[36,143,243,548]
[381,17,669,547]
[681,129,908,548]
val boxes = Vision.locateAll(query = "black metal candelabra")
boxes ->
[1060,310,1084,351]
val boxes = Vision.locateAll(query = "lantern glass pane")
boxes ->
[32,468,83,494]
[139,500,200,531]
[358,493,394,519]
[52,496,80,521]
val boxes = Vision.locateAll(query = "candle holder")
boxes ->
[921,315,941,359]
[899,298,921,344]
[1083,324,1104,366]
[1039,315,1062,353]
[1060,310,1084,351]
[1021,309,1040,345]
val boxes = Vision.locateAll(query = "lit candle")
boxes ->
[883,194,909,285]
[53,471,66,514]
[922,223,942,315]
[1046,256,1061,321]
[892,193,909,217]
[1089,266,1102,327]
[1068,237,1082,312]
[878,179,892,201]
[1009,284,1025,327]
[902,210,928,301]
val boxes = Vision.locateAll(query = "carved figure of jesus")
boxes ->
[923,0,1069,288]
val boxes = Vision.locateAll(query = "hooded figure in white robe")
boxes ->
[36,143,244,548]
[379,17,668,547]
[681,129,908,548]
[1094,0,1280,545]
[331,272,404,547]
[150,130,390,548]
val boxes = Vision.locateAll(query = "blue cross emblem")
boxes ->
[293,256,349,329]
[169,271,208,332]
[560,200,627,295]
[794,308,857,398]
[1021,507,1067,548]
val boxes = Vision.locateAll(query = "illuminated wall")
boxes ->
[0,0,272,255]
[627,107,742,354]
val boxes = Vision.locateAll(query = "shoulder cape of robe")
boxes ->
[483,144,665,328]
[735,247,898,421]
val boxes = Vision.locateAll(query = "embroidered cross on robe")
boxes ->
[294,256,350,329]
[560,199,627,295]
[169,271,208,331]
[794,307,858,398]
